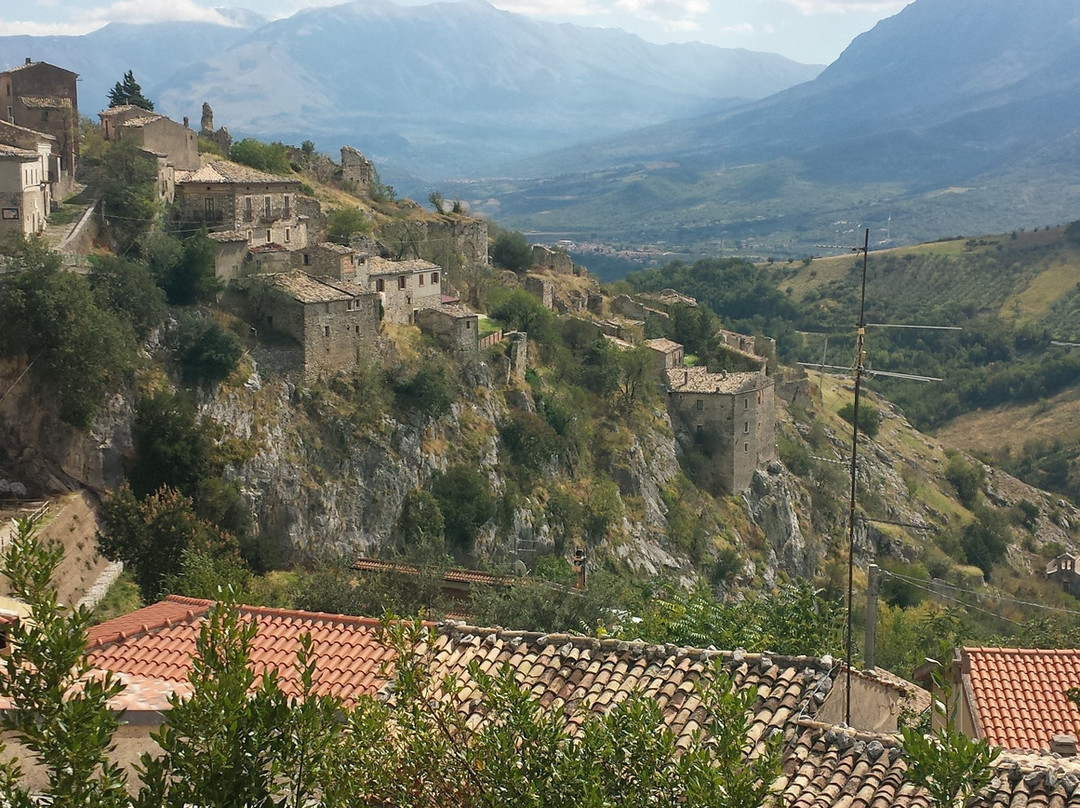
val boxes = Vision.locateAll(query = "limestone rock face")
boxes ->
[745,467,815,585]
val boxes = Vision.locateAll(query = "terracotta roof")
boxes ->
[0,119,56,142]
[418,303,477,320]
[121,114,164,128]
[422,624,836,751]
[176,160,299,187]
[963,647,1080,751]
[665,365,768,395]
[316,241,355,255]
[86,595,394,706]
[2,61,77,78]
[352,558,515,588]
[366,256,440,276]
[98,105,143,117]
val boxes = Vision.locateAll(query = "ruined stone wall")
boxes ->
[531,245,574,274]
[415,308,479,358]
[340,146,375,192]
[198,102,232,153]
[523,275,554,309]
[423,217,488,266]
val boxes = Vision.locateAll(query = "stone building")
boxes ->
[716,328,776,373]
[0,120,62,210]
[0,145,49,237]
[99,106,199,171]
[362,256,443,324]
[198,102,232,154]
[664,365,776,494]
[299,241,367,282]
[0,59,78,197]
[644,338,684,375]
[523,275,554,309]
[234,271,378,383]
[174,160,308,252]
[415,304,479,358]
[206,231,250,282]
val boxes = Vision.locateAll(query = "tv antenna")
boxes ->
[806,229,958,726]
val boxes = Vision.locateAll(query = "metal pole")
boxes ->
[844,227,869,727]
[865,563,879,670]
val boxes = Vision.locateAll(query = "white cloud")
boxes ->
[775,0,910,14]
[489,0,608,17]
[72,0,243,26]
[0,20,96,36]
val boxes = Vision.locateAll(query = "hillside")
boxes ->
[458,0,1080,257]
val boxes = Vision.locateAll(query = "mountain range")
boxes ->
[456,0,1080,255]
[0,0,819,180]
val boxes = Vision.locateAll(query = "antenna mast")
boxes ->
[844,227,869,727]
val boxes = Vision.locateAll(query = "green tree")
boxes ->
[100,137,159,251]
[394,488,447,561]
[90,255,168,339]
[0,517,130,807]
[158,233,221,305]
[0,236,137,428]
[98,484,239,599]
[837,401,881,440]
[431,465,494,556]
[229,138,292,174]
[327,207,372,244]
[170,313,243,385]
[108,69,154,110]
[902,667,999,807]
[491,229,534,272]
[394,358,456,418]
[129,389,217,497]
[488,288,557,342]
[500,410,560,472]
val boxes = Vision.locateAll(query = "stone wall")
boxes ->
[340,146,375,192]
[199,102,232,153]
[415,306,479,358]
[423,217,489,266]
[531,245,574,274]
[523,275,554,309]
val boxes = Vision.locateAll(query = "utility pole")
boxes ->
[864,563,880,670]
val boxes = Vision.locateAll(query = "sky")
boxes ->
[0,0,915,64]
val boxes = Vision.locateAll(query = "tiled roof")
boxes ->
[645,338,683,354]
[86,595,394,706]
[419,303,477,320]
[366,256,440,275]
[316,241,354,254]
[963,647,1080,751]
[260,271,359,304]
[176,160,299,187]
[421,624,836,752]
[665,365,768,395]
[206,230,248,243]
[352,558,515,588]
[0,119,56,142]
[98,105,143,117]
[0,146,39,160]
[2,61,77,77]
[121,114,164,128]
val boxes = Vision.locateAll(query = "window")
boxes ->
[744,398,749,410]
[264,196,271,218]
[41,110,48,122]
[266,230,272,242]
[744,443,750,452]
[465,320,471,329]
[743,421,749,434]
[376,278,384,292]
[398,276,406,290]
[285,228,291,243]
[432,271,439,284]
[355,325,360,335]
[303,253,310,266]
[324,326,330,337]
[244,196,252,221]
[418,274,424,286]
[205,198,215,216]
[283,195,290,217]
[695,399,704,411]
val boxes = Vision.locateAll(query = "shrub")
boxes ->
[229,138,292,174]
[431,466,494,556]
[837,401,880,439]
[490,229,533,272]
[500,410,560,472]
[945,454,984,509]
[394,358,455,417]
[171,313,243,385]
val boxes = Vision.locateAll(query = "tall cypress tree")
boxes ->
[107,69,155,110]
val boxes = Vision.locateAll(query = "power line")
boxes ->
[881,568,1080,619]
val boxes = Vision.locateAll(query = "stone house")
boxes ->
[0,120,62,210]
[665,365,776,494]
[0,145,49,237]
[644,338,684,375]
[234,271,378,383]
[174,160,308,252]
[299,241,368,282]
[1047,553,1080,596]
[99,106,199,172]
[362,256,442,324]
[0,59,78,197]
[415,304,479,358]
[206,230,251,282]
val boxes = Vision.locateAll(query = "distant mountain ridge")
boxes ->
[0,0,820,180]
[467,0,1080,256]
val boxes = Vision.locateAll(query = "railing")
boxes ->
[479,330,504,350]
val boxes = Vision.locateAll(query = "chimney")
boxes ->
[25,58,31,65]
[572,548,587,590]
[183,116,189,128]
[1052,734,1078,756]
[683,371,688,385]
